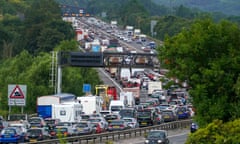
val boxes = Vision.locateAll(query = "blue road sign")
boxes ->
[83,84,91,93]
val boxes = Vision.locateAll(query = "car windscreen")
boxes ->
[148,131,165,138]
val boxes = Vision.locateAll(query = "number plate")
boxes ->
[30,139,37,142]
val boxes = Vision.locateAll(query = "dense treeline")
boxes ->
[160,18,240,143]
[0,0,101,114]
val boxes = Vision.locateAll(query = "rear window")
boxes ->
[110,121,124,125]
[57,122,71,126]
[8,114,27,121]
[105,115,118,119]
[27,129,42,135]
[81,115,90,120]
[54,127,67,133]
[1,128,16,135]
[29,118,41,123]
[76,123,88,128]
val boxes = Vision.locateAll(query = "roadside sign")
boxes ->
[9,85,25,99]
[8,84,27,106]
[83,84,91,93]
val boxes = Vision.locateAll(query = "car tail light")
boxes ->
[120,125,124,128]
[39,133,43,138]
[63,132,68,137]
[50,131,56,136]
[40,122,44,127]
[108,125,112,128]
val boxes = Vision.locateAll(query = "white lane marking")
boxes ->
[98,68,123,92]
[168,132,189,138]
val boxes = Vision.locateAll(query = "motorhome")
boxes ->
[51,102,82,123]
[77,96,103,114]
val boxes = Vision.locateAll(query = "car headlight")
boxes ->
[145,139,149,143]
[158,140,162,143]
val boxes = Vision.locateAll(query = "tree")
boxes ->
[186,119,240,144]
[22,0,72,54]
[159,18,240,126]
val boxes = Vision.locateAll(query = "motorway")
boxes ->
[79,17,190,144]
[97,64,190,144]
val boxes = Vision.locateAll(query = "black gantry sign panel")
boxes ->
[70,52,104,67]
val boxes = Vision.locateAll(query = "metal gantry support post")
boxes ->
[57,51,62,94]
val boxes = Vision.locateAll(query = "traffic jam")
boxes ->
[0,17,195,143]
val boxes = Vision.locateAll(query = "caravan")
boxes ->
[77,96,103,114]
[51,102,82,123]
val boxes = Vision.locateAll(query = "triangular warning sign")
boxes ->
[9,85,25,99]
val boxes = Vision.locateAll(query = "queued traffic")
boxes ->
[0,84,194,143]
[0,17,194,143]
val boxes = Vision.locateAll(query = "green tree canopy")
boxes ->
[159,18,240,126]
[186,119,240,144]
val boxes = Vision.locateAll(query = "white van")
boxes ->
[109,100,125,114]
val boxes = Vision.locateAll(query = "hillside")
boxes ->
[152,0,240,16]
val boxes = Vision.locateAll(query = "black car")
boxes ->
[145,130,169,144]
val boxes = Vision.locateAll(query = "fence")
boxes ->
[29,119,192,144]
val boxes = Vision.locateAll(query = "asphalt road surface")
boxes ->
[113,128,190,144]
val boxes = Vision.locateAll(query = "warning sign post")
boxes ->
[8,84,27,106]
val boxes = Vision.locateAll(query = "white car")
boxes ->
[122,117,139,128]
[9,123,28,134]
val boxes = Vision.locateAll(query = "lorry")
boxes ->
[123,87,140,105]
[37,93,76,119]
[51,102,82,123]
[95,85,118,110]
[77,96,103,115]
[134,29,141,39]
[148,81,162,96]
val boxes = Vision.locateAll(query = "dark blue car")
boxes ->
[0,127,25,143]
[190,122,199,133]
[176,107,190,119]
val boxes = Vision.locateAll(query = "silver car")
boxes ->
[122,117,139,128]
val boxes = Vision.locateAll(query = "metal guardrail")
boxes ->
[29,119,192,144]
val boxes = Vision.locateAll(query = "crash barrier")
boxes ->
[29,119,192,144]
